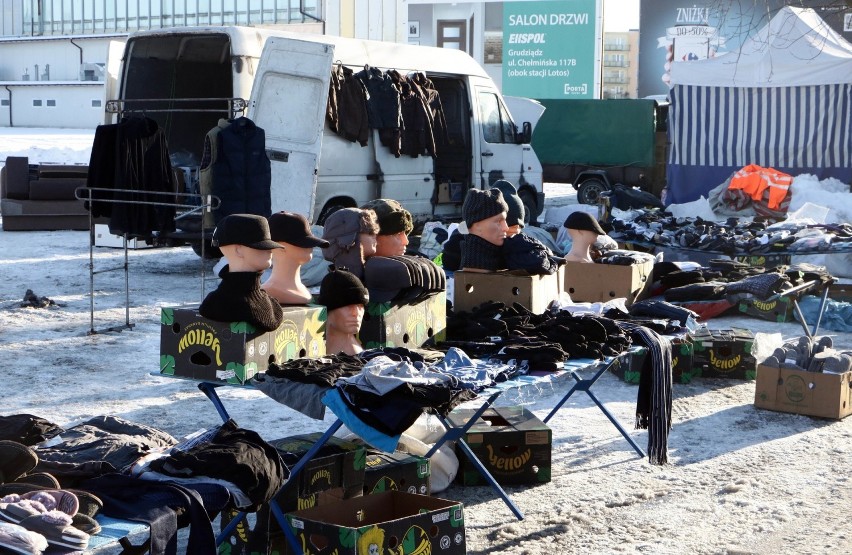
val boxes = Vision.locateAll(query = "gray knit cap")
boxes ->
[492,180,525,228]
[462,188,509,227]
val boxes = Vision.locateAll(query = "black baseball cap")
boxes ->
[268,212,330,248]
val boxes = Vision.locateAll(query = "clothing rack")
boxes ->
[75,187,220,335]
[105,97,248,118]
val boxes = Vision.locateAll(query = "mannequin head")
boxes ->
[322,208,380,278]
[317,267,370,355]
[463,188,510,246]
[361,199,414,257]
[263,212,330,304]
[492,180,525,238]
[212,214,282,272]
[563,211,606,263]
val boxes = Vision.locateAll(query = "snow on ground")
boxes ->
[2,129,852,555]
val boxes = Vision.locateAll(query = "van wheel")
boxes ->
[191,241,223,259]
[317,203,347,226]
[519,189,537,227]
[577,178,609,205]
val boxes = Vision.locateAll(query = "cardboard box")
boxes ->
[437,181,464,204]
[222,433,367,555]
[453,266,564,315]
[447,406,551,486]
[285,491,465,555]
[754,364,852,419]
[689,327,757,380]
[364,450,431,496]
[159,305,326,384]
[734,254,791,269]
[94,223,152,249]
[359,292,447,349]
[562,259,654,305]
[738,296,794,323]
[613,341,693,385]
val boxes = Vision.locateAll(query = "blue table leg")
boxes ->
[544,358,645,459]
[425,391,501,457]
[434,413,524,521]
[197,382,232,423]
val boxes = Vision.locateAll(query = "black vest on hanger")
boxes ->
[211,117,272,223]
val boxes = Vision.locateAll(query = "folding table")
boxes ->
[156,348,646,554]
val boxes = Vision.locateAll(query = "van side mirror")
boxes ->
[517,122,532,144]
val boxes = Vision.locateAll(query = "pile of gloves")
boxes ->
[763,336,852,374]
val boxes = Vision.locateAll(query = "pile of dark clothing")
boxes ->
[610,210,852,255]
[0,414,285,555]
[653,259,833,305]
[326,64,448,158]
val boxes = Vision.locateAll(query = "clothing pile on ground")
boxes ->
[609,210,852,255]
[0,414,285,555]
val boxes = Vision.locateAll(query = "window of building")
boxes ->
[33,99,42,107]
[1,99,9,106]
[438,20,467,52]
[46,99,56,107]
[92,99,102,107]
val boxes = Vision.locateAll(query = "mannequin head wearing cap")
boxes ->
[491,180,525,237]
[462,188,510,246]
[361,198,413,257]
[262,211,330,304]
[212,214,282,273]
[318,267,370,355]
[563,211,606,263]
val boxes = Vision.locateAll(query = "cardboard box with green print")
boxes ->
[363,450,431,497]
[359,291,447,349]
[447,406,552,486]
[284,491,466,555]
[737,295,794,323]
[690,327,757,380]
[159,305,326,384]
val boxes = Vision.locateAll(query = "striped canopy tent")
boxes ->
[666,6,852,205]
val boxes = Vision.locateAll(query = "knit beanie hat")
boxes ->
[491,180,525,228]
[563,211,606,236]
[361,199,414,235]
[462,188,509,228]
[317,267,370,312]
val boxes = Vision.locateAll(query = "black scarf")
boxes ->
[199,267,283,332]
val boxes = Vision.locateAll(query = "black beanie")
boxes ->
[492,180,525,228]
[318,267,370,312]
[462,188,509,227]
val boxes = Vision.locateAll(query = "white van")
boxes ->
[106,26,544,227]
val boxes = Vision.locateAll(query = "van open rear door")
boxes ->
[250,37,334,220]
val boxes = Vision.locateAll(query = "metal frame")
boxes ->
[75,186,219,335]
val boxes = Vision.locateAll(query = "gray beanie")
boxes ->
[462,188,509,227]
[492,180,525,228]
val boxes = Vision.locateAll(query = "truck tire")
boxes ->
[316,201,351,226]
[577,178,609,205]
[519,189,538,227]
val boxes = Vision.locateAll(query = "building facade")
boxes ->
[601,30,639,98]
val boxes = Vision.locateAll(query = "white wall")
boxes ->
[0,36,115,81]
[2,84,105,127]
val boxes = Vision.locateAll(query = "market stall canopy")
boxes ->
[670,6,852,87]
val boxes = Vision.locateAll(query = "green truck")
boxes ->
[531,98,669,205]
